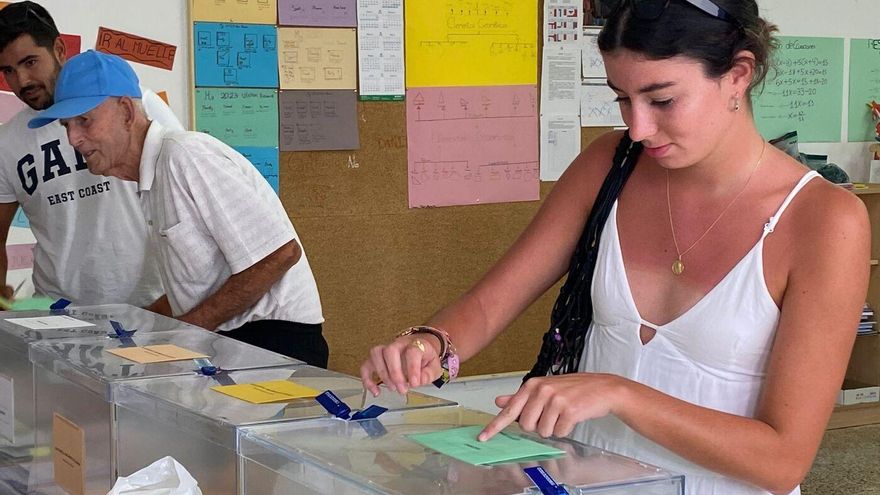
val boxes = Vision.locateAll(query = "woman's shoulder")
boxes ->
[772,153,869,249]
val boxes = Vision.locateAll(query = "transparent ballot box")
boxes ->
[238,407,684,495]
[0,305,191,470]
[114,365,456,495]
[28,329,298,494]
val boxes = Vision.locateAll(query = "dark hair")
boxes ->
[0,1,60,53]
[598,0,778,96]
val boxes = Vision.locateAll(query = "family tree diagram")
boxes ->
[407,85,539,207]
[405,0,537,87]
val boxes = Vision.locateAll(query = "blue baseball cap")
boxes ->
[28,50,142,129]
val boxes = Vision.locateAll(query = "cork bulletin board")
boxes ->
[281,102,609,375]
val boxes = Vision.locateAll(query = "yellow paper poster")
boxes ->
[278,27,357,90]
[211,380,320,404]
[192,0,278,24]
[106,344,208,364]
[405,0,538,87]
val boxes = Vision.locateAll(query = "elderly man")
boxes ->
[30,50,328,367]
[0,1,181,306]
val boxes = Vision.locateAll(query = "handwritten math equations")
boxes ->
[405,0,537,87]
[752,36,843,142]
[406,85,539,207]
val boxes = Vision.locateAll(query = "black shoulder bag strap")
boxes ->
[525,132,643,381]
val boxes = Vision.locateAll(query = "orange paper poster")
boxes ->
[0,3,9,9]
[156,91,169,105]
[95,27,177,70]
[0,34,80,92]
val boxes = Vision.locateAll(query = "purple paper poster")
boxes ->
[278,0,357,27]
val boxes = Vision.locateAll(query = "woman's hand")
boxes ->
[478,373,628,441]
[360,334,443,396]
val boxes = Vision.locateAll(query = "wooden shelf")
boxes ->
[853,183,880,195]
[828,402,880,429]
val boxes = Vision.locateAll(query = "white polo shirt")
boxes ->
[137,121,323,331]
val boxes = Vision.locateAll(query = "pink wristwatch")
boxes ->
[397,325,459,387]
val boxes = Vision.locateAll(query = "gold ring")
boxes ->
[411,339,426,352]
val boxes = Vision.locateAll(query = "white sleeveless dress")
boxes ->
[573,171,820,495]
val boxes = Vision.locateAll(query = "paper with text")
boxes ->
[4,315,95,330]
[405,0,537,87]
[106,345,208,364]
[541,114,581,181]
[280,90,359,151]
[541,44,581,115]
[357,0,404,100]
[752,36,844,142]
[279,0,357,27]
[96,27,177,70]
[192,0,277,24]
[581,82,624,127]
[848,39,880,142]
[53,413,85,495]
[582,27,605,78]
[195,88,279,147]
[407,425,565,466]
[407,85,539,207]
[211,379,320,403]
[194,22,278,88]
[236,146,280,193]
[278,27,357,90]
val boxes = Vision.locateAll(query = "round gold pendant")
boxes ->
[672,259,684,275]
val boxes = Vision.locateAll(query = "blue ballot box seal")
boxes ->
[50,298,71,311]
[523,466,569,495]
[316,390,388,437]
[109,320,137,347]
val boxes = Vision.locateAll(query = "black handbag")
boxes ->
[525,132,643,380]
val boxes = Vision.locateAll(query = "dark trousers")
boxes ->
[219,320,329,368]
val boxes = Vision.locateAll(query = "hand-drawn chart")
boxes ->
[194,88,279,147]
[279,90,359,151]
[278,27,357,90]
[581,82,624,127]
[194,22,278,88]
[405,0,537,87]
[406,85,539,207]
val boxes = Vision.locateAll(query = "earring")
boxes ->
[733,95,741,112]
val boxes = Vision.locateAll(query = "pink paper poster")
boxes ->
[6,243,34,271]
[0,91,25,124]
[406,85,539,208]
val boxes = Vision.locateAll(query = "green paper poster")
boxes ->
[848,39,880,142]
[752,36,844,142]
[194,88,279,148]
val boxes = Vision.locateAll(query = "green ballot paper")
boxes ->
[407,425,565,466]
[0,296,55,311]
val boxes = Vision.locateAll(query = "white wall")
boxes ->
[761,0,880,181]
[37,0,191,129]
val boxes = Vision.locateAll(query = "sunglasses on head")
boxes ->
[597,0,737,24]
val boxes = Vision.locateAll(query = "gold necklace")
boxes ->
[667,141,766,275]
